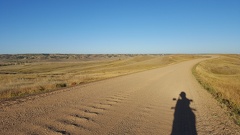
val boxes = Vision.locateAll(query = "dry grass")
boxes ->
[0,54,205,100]
[193,54,240,124]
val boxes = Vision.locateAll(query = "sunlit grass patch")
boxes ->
[193,55,240,125]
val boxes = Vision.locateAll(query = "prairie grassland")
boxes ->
[0,54,204,100]
[193,54,240,124]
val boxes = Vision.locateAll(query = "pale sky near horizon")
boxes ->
[0,0,239,54]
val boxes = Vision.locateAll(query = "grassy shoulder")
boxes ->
[0,54,205,101]
[192,55,240,125]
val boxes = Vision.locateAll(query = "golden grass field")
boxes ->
[0,54,205,100]
[193,54,240,124]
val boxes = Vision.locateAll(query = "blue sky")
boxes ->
[0,0,239,54]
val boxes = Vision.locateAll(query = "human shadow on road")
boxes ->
[171,92,197,135]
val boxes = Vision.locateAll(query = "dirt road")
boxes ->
[0,58,239,135]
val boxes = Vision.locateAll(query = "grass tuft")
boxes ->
[56,83,67,88]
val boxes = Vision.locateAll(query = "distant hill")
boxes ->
[0,54,151,66]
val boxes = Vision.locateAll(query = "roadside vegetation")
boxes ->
[0,54,204,100]
[193,55,240,125]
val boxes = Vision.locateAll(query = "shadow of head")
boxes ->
[180,91,186,98]
[173,91,193,102]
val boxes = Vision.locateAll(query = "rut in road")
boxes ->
[0,58,239,135]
